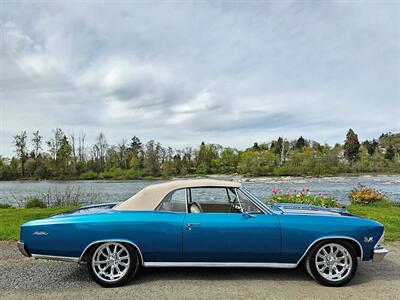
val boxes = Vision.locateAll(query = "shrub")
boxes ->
[349,184,387,205]
[0,203,14,209]
[80,170,98,180]
[25,197,47,208]
[269,188,339,208]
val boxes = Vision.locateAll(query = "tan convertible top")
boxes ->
[113,179,241,211]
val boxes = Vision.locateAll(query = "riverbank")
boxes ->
[1,203,399,241]
[3,171,400,182]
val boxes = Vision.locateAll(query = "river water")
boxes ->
[0,175,399,206]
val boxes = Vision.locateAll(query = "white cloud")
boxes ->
[0,1,399,156]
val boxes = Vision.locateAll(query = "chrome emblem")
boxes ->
[364,237,374,243]
[33,231,48,236]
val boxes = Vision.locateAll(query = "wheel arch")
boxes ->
[79,239,144,265]
[296,236,363,266]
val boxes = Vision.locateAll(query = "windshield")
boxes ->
[239,188,278,214]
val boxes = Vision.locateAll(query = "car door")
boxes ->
[182,187,281,263]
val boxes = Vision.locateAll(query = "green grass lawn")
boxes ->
[347,202,400,241]
[0,207,76,241]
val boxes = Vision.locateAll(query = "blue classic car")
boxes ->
[17,179,388,287]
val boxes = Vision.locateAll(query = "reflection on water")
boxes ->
[0,175,399,206]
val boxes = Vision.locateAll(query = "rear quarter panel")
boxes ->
[21,211,185,262]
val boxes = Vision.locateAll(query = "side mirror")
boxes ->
[242,211,256,218]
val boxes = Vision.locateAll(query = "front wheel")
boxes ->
[87,242,139,287]
[305,240,358,287]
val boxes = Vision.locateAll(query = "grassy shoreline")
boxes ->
[1,203,398,242]
[347,203,400,241]
[0,207,77,241]
[1,172,400,182]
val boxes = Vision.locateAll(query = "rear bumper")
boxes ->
[17,241,31,257]
[373,247,388,262]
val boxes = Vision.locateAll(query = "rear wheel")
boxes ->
[87,242,139,287]
[305,240,358,286]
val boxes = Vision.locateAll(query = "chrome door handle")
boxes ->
[187,223,201,230]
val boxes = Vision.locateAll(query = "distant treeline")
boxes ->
[1,129,399,180]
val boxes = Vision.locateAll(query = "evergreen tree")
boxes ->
[344,129,360,162]
[295,136,306,149]
[384,145,395,160]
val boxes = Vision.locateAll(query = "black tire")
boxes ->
[305,240,358,287]
[87,242,140,288]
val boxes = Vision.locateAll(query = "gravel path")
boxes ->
[1,242,399,300]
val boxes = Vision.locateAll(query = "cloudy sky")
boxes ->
[0,1,399,157]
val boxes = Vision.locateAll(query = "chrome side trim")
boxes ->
[295,236,364,266]
[78,239,144,265]
[31,254,79,263]
[17,241,30,257]
[143,262,297,268]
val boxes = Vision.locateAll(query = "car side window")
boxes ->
[156,189,186,212]
[188,187,240,213]
[238,190,262,214]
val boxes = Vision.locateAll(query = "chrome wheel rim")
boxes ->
[92,242,130,283]
[315,243,352,282]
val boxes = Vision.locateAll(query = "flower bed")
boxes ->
[269,188,340,208]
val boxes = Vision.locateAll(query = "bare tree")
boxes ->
[32,130,42,166]
[94,133,108,171]
[70,133,77,165]
[13,131,28,177]
[78,130,86,162]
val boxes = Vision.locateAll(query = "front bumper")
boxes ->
[17,241,30,257]
[373,247,388,262]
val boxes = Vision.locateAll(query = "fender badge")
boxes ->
[33,231,48,236]
[364,237,373,243]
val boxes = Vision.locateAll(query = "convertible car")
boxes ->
[17,179,388,287]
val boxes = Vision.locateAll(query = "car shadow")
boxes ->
[131,266,312,285]
[127,259,400,287]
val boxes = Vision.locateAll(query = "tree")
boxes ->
[78,130,86,162]
[295,136,306,150]
[128,136,143,169]
[93,133,108,171]
[363,139,378,156]
[32,131,42,164]
[344,129,360,162]
[117,139,128,169]
[143,140,162,176]
[57,135,72,176]
[384,145,395,160]
[220,147,238,173]
[13,131,28,177]
[47,128,64,162]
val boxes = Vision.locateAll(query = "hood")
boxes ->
[272,203,353,216]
